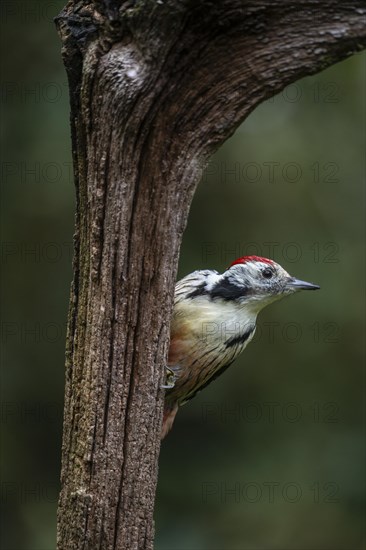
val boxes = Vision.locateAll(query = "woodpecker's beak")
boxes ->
[285,277,320,291]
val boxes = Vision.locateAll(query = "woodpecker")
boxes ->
[162,255,319,438]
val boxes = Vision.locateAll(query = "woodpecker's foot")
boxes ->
[161,367,176,389]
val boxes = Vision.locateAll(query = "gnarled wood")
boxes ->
[56,2,366,549]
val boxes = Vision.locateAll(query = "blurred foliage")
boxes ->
[1,2,365,549]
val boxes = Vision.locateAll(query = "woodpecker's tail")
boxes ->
[161,403,179,439]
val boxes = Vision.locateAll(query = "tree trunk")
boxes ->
[55,1,366,549]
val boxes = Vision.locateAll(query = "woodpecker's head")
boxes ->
[209,255,319,311]
[179,255,319,315]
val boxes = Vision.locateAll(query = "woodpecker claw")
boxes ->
[161,367,176,389]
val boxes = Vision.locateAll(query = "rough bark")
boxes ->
[55,1,366,549]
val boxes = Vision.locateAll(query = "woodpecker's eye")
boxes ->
[262,268,273,279]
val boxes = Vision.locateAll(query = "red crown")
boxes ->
[229,255,274,268]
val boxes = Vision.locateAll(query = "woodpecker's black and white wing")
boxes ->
[174,270,220,303]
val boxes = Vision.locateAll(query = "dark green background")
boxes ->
[1,3,365,549]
